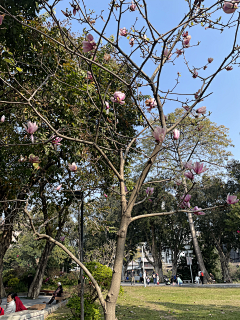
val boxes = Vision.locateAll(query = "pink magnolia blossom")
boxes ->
[176,49,183,57]
[29,154,40,163]
[0,14,5,26]
[146,187,154,196]
[104,194,108,198]
[182,194,191,203]
[87,71,93,80]
[179,194,191,209]
[17,255,19,258]
[192,69,198,78]
[173,129,180,140]
[129,38,134,47]
[223,1,238,14]
[51,136,62,145]
[226,66,233,71]
[237,230,240,233]
[179,200,190,209]
[227,193,239,204]
[164,49,172,60]
[68,162,78,172]
[125,186,128,192]
[175,179,182,186]
[111,91,125,105]
[184,161,194,170]
[183,106,189,111]
[182,33,191,48]
[145,98,157,111]
[193,162,208,174]
[192,206,205,215]
[196,106,206,114]
[1,115,5,122]
[56,184,62,191]
[152,126,166,143]
[105,102,110,114]
[23,121,38,143]
[82,34,96,53]
[184,171,194,180]
[60,236,65,242]
[208,57,213,63]
[119,27,128,37]
[130,1,137,11]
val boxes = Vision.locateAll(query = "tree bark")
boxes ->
[215,240,232,283]
[171,248,178,276]
[0,223,13,297]
[187,212,210,283]
[28,241,55,298]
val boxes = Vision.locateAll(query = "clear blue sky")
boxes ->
[50,0,240,161]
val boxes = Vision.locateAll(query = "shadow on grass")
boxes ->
[147,300,240,319]
[115,304,176,320]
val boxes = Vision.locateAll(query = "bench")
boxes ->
[183,280,191,284]
[40,290,55,296]
[55,293,71,302]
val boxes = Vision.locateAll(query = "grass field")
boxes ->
[47,286,240,320]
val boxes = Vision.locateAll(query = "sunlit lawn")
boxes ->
[116,286,240,319]
[46,286,240,319]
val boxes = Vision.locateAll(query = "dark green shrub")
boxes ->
[67,295,100,320]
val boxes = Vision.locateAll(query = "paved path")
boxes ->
[1,295,56,310]
[121,282,240,288]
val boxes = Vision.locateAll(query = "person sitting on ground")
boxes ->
[209,273,215,283]
[15,295,28,312]
[4,293,16,314]
[177,275,183,286]
[47,282,63,305]
[0,298,4,316]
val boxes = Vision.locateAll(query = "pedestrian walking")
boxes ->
[152,272,157,285]
[144,270,147,287]
[131,269,135,285]
[200,271,204,285]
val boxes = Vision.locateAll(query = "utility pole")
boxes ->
[77,191,84,320]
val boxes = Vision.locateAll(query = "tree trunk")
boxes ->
[28,241,55,298]
[104,214,130,320]
[171,249,178,276]
[0,255,6,298]
[0,227,13,297]
[187,212,210,283]
[155,264,164,283]
[215,241,232,283]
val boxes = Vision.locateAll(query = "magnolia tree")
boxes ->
[1,0,240,319]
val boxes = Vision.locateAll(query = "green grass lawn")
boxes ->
[116,286,240,319]
[46,286,240,320]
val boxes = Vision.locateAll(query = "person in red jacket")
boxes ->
[14,295,27,312]
[0,298,4,316]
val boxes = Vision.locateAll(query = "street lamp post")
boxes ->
[74,191,84,320]
[63,189,84,319]
[140,243,146,287]
[184,245,193,283]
